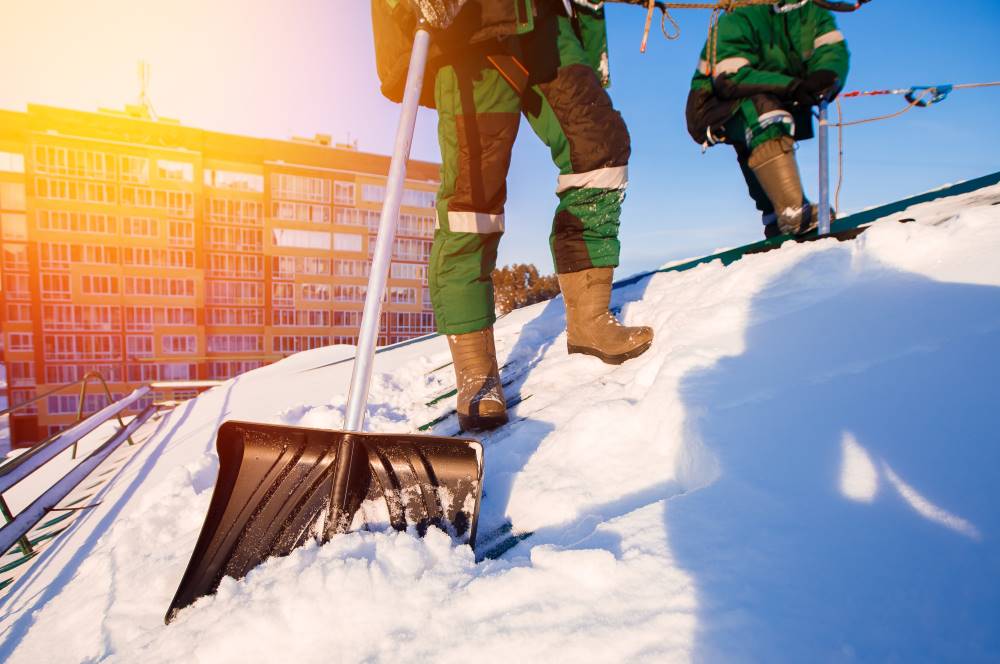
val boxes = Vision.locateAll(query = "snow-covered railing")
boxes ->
[0,404,157,558]
[0,387,151,558]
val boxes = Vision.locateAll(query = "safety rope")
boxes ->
[605,0,869,54]
[826,81,1000,211]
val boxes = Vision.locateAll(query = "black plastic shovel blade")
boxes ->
[165,420,483,623]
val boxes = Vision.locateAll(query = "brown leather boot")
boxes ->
[748,135,817,236]
[557,267,654,365]
[447,327,508,432]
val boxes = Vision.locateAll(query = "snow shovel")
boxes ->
[166,27,483,623]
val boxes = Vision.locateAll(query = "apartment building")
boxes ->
[0,104,440,447]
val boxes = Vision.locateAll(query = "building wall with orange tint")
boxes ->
[0,104,440,446]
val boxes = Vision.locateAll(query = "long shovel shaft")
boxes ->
[344,28,431,433]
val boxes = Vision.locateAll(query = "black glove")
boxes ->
[789,70,840,107]
[408,0,468,29]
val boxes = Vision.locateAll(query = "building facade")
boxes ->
[0,104,440,447]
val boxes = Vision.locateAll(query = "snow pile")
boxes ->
[2,186,999,662]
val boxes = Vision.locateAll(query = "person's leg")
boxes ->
[431,59,521,430]
[522,14,652,364]
[430,59,520,335]
[732,94,816,236]
[733,139,781,238]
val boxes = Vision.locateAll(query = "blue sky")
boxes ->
[2,0,998,276]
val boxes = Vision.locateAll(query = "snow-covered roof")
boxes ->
[3,182,1000,662]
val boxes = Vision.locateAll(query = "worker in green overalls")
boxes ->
[374,0,653,432]
[686,0,850,238]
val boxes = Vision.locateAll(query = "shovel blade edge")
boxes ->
[165,421,482,624]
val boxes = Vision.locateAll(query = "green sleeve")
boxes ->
[806,8,850,86]
[711,11,796,100]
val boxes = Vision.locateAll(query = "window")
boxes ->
[334,208,377,228]
[163,307,197,326]
[7,303,32,322]
[0,182,26,210]
[361,184,435,209]
[207,360,264,380]
[81,275,119,295]
[389,286,417,305]
[8,362,35,386]
[272,335,330,354]
[206,335,263,353]
[42,304,119,331]
[168,220,195,246]
[35,145,115,180]
[124,277,195,298]
[301,283,331,302]
[334,181,355,205]
[163,335,197,354]
[206,198,262,225]
[272,282,294,306]
[123,216,159,238]
[48,394,80,415]
[39,243,71,270]
[398,213,436,238]
[390,262,426,282]
[272,309,331,328]
[334,259,370,278]
[77,245,119,265]
[120,155,149,183]
[127,336,154,358]
[121,186,194,217]
[371,237,433,262]
[160,363,197,380]
[272,228,330,250]
[3,243,29,270]
[384,311,436,336]
[40,273,71,300]
[272,173,330,203]
[208,226,262,251]
[5,273,31,299]
[36,177,115,203]
[1,213,27,240]
[0,151,25,173]
[156,159,194,182]
[36,210,116,234]
[333,310,363,328]
[205,169,264,192]
[43,334,120,360]
[333,285,366,302]
[126,306,154,331]
[8,332,33,352]
[10,389,38,414]
[205,307,263,326]
[272,200,330,223]
[206,280,263,305]
[333,233,363,252]
[362,184,385,203]
[127,363,160,383]
[208,253,263,277]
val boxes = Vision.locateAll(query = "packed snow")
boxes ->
[2,184,999,662]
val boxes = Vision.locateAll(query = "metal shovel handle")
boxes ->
[343,27,432,432]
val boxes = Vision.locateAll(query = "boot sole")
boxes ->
[567,339,653,366]
[458,412,509,433]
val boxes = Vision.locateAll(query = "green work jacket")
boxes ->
[689,1,850,100]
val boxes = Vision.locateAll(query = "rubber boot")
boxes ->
[557,267,654,365]
[447,327,508,432]
[748,136,817,236]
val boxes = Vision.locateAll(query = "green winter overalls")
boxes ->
[425,0,630,334]
[685,2,849,220]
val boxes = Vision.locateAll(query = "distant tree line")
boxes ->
[492,264,560,315]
